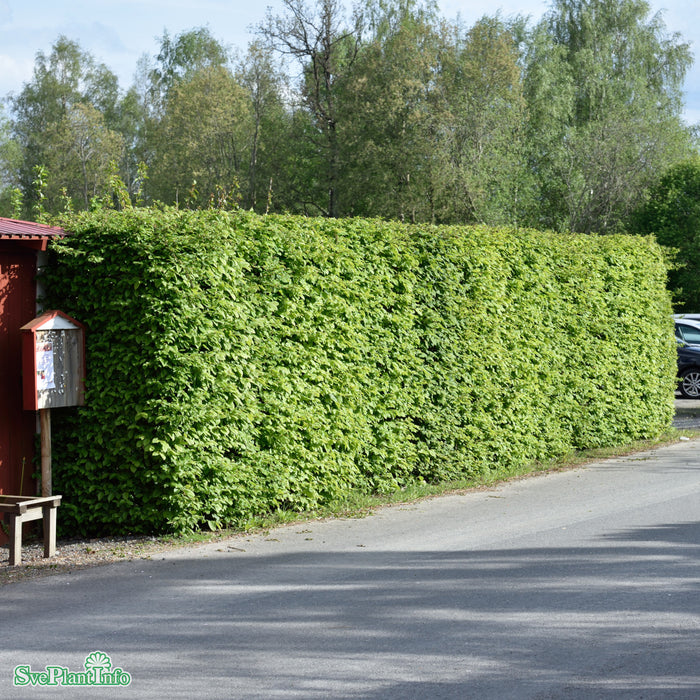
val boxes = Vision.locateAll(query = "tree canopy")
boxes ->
[631,157,700,311]
[0,0,697,232]
[523,0,694,232]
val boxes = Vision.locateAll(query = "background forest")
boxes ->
[0,0,698,236]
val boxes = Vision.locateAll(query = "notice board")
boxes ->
[21,311,85,411]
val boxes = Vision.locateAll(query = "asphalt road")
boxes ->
[1,437,700,699]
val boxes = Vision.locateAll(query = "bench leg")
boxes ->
[43,505,57,559]
[8,515,22,566]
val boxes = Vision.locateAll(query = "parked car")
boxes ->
[677,341,700,399]
[674,318,700,346]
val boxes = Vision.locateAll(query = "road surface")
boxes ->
[1,438,699,698]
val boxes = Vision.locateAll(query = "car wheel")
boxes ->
[679,368,700,399]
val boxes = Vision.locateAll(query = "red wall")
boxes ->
[0,248,38,498]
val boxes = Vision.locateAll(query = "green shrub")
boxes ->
[42,208,676,535]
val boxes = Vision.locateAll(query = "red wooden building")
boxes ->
[0,218,65,500]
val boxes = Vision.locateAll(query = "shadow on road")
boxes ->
[3,518,699,699]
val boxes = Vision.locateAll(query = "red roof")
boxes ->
[0,217,65,250]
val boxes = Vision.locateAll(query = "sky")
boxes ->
[0,0,699,125]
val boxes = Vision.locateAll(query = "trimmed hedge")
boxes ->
[42,208,676,535]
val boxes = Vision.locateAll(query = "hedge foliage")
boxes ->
[42,208,676,536]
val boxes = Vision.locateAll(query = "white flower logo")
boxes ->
[84,651,112,671]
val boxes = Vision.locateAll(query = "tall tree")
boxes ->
[522,0,694,233]
[9,36,123,215]
[236,41,292,211]
[337,0,442,221]
[112,86,149,201]
[430,15,530,225]
[42,103,124,209]
[148,65,253,207]
[135,28,235,206]
[145,27,231,116]
[259,0,365,217]
[338,4,529,225]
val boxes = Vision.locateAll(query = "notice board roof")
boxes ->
[0,217,65,250]
[20,309,85,333]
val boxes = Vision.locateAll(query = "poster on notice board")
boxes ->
[36,340,55,390]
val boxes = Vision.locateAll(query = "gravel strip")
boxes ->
[0,535,177,585]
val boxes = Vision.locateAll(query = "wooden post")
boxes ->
[9,513,22,567]
[42,503,57,558]
[40,407,51,497]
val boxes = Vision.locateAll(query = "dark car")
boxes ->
[677,341,700,399]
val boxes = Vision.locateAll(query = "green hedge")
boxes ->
[42,208,676,535]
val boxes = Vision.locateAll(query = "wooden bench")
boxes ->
[0,495,62,566]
